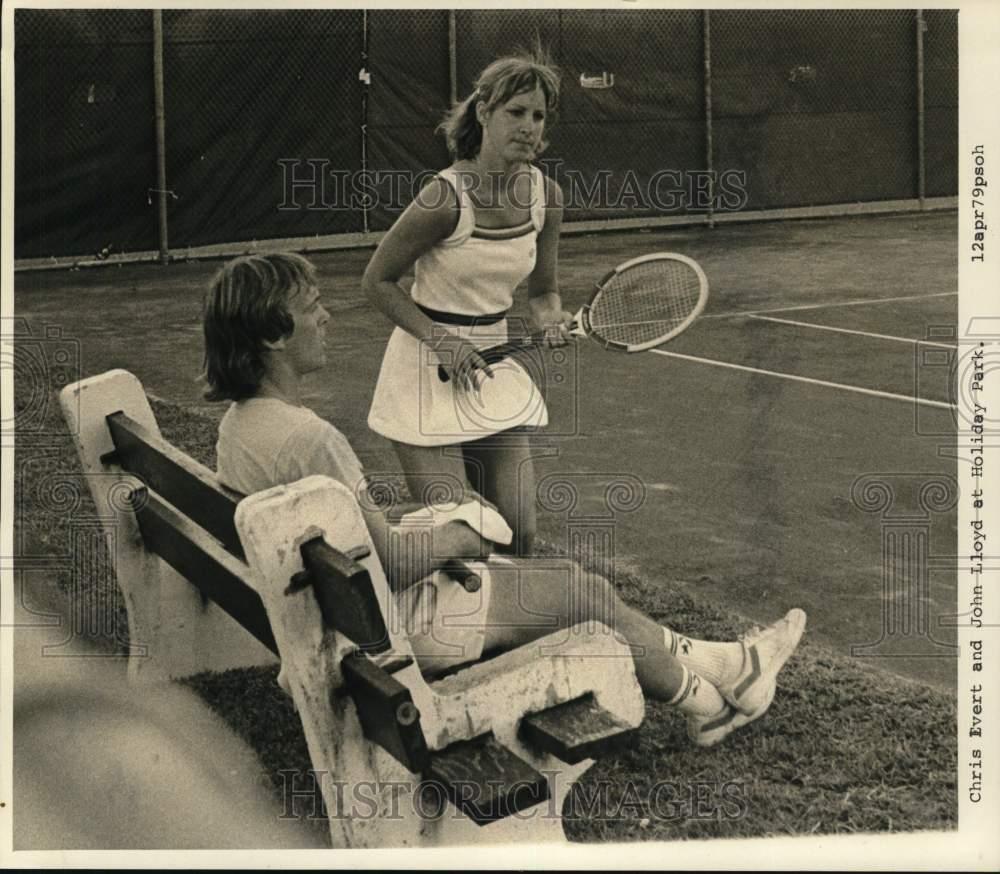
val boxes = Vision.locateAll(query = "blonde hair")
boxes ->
[201,252,317,401]
[438,48,560,160]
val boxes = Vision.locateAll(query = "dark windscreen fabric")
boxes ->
[161,10,364,247]
[15,10,158,259]
[454,9,706,223]
[365,10,451,232]
[14,9,957,260]
[711,9,917,210]
[545,9,705,222]
[922,9,958,198]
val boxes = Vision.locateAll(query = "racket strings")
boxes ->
[589,261,703,346]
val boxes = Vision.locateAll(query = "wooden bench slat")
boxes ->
[132,488,277,654]
[341,653,429,773]
[424,734,549,825]
[519,694,638,764]
[107,411,245,559]
[301,538,390,655]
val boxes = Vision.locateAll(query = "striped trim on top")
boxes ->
[471,220,535,241]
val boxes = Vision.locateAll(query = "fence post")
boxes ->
[360,10,370,234]
[703,11,715,229]
[915,9,927,210]
[448,11,458,106]
[152,11,170,263]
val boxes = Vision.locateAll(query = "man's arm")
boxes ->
[283,419,502,592]
[359,501,497,593]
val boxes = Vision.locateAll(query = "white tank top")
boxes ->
[410,165,546,316]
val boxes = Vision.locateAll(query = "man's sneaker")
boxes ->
[718,608,807,716]
[687,682,775,747]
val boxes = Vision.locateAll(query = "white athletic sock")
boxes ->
[666,664,727,717]
[663,626,745,687]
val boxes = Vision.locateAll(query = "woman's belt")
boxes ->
[416,303,509,327]
[416,303,540,386]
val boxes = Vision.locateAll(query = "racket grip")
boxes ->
[440,558,481,593]
[436,339,538,383]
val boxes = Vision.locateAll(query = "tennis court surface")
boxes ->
[14,209,959,689]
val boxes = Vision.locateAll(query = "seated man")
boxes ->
[202,252,807,748]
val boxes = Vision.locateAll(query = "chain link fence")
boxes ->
[713,9,919,210]
[458,9,706,224]
[922,9,959,198]
[14,8,958,263]
[161,9,364,246]
[15,10,157,259]
[366,9,452,232]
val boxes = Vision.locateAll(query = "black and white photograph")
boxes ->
[2,1,997,868]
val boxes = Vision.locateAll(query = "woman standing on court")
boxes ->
[364,50,572,555]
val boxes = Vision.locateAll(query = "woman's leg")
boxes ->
[462,429,537,556]
[391,441,473,506]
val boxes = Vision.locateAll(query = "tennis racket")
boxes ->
[437,252,709,383]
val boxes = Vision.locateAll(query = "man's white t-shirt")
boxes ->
[216,398,366,498]
[215,396,493,673]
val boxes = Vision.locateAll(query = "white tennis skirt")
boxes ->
[367,320,549,446]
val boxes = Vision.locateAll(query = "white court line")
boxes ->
[703,290,957,319]
[648,348,956,410]
[744,314,957,349]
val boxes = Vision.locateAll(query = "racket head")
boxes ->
[580,252,709,352]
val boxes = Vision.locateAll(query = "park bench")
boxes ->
[59,369,646,847]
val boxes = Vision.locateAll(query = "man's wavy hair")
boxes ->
[201,252,316,402]
[438,47,560,161]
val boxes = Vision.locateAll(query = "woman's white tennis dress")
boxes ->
[368,165,550,446]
